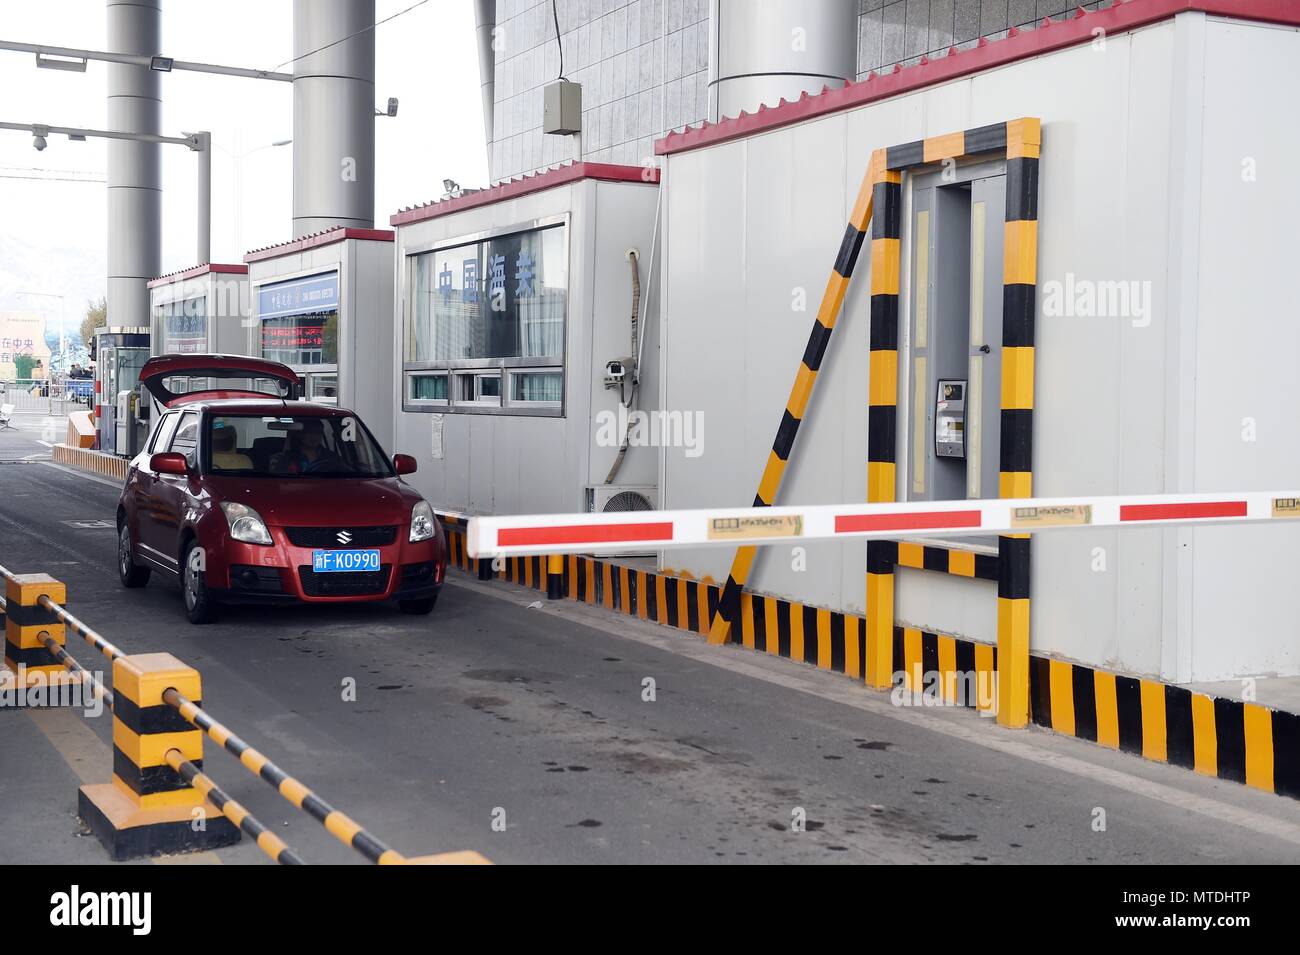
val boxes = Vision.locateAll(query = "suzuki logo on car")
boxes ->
[336,530,353,545]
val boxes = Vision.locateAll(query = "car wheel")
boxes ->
[398,594,438,615]
[117,523,151,588]
[181,540,217,625]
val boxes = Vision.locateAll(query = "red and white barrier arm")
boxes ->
[465,491,1300,559]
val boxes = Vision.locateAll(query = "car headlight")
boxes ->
[220,501,273,545]
[409,500,435,543]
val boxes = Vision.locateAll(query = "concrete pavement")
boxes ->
[1,420,1298,864]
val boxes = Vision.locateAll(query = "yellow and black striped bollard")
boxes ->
[2,573,79,698]
[78,652,241,860]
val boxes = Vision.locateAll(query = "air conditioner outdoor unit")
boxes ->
[585,485,659,557]
[586,484,658,514]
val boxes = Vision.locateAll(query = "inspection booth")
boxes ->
[654,6,1300,683]
[388,162,661,518]
[243,227,395,448]
[92,326,149,456]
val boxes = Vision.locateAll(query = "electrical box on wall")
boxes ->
[543,80,582,135]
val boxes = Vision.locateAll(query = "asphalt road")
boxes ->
[1,415,1299,864]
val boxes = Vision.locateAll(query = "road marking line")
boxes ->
[27,708,103,785]
[448,576,1300,847]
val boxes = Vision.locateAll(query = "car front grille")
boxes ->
[284,525,398,548]
[298,565,392,597]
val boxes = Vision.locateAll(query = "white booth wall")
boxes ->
[390,173,661,517]
[246,235,395,450]
[658,12,1300,682]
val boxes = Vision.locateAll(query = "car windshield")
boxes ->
[205,413,394,479]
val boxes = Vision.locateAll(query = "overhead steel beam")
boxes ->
[0,38,293,81]
[0,120,211,270]
[0,120,196,148]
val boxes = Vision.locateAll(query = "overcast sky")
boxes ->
[0,0,488,331]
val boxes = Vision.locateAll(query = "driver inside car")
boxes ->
[271,417,341,474]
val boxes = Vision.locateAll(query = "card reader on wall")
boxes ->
[935,379,966,459]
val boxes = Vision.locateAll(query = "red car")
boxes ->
[116,355,445,624]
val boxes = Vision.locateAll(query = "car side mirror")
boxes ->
[393,453,417,475]
[150,452,188,476]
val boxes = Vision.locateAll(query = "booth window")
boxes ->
[256,271,340,400]
[306,373,338,403]
[511,370,562,402]
[154,297,207,354]
[404,220,566,415]
[408,372,448,402]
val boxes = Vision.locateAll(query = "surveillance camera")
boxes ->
[386,97,399,117]
[32,134,47,151]
[604,358,634,389]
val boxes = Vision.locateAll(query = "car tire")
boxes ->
[398,594,438,615]
[181,539,217,625]
[117,523,151,588]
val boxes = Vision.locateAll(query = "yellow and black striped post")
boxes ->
[996,117,1040,728]
[865,147,902,688]
[3,573,78,695]
[706,162,877,645]
[78,652,241,860]
[546,554,565,600]
[858,120,1041,712]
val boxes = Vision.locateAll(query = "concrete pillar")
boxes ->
[105,0,161,326]
[292,0,376,236]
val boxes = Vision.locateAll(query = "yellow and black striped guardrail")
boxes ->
[23,618,304,865]
[163,749,305,865]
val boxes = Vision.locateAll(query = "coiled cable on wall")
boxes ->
[604,248,640,485]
